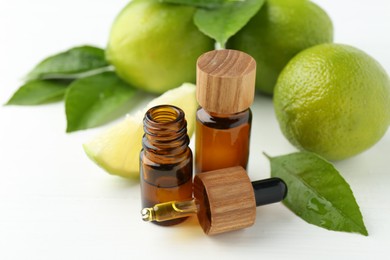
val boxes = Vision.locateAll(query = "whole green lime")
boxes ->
[227,0,333,95]
[274,43,390,161]
[106,0,214,93]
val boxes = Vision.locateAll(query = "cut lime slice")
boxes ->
[83,83,197,178]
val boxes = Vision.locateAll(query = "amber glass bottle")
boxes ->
[195,49,256,173]
[140,105,193,226]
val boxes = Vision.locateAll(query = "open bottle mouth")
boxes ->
[146,104,184,124]
[144,105,187,138]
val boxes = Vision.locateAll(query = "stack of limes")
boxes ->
[85,0,390,178]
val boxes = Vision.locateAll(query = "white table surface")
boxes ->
[1,0,389,259]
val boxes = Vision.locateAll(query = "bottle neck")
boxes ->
[206,108,251,119]
[142,105,190,159]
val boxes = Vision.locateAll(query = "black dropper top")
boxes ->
[251,178,287,207]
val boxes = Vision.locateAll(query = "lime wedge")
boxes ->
[83,83,197,178]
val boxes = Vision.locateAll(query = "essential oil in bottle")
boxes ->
[195,49,256,173]
[140,105,193,226]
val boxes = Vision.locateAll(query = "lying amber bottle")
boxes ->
[195,49,256,173]
[140,105,193,226]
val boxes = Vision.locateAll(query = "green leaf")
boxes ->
[194,0,265,47]
[268,151,368,236]
[27,45,109,81]
[6,79,71,105]
[65,71,138,132]
[160,0,239,8]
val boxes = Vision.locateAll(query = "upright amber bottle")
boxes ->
[140,105,193,226]
[195,49,256,173]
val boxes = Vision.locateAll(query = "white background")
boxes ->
[1,0,389,259]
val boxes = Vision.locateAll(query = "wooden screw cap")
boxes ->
[196,49,256,114]
[194,166,256,235]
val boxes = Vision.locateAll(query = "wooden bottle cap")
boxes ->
[196,49,256,114]
[194,166,256,235]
